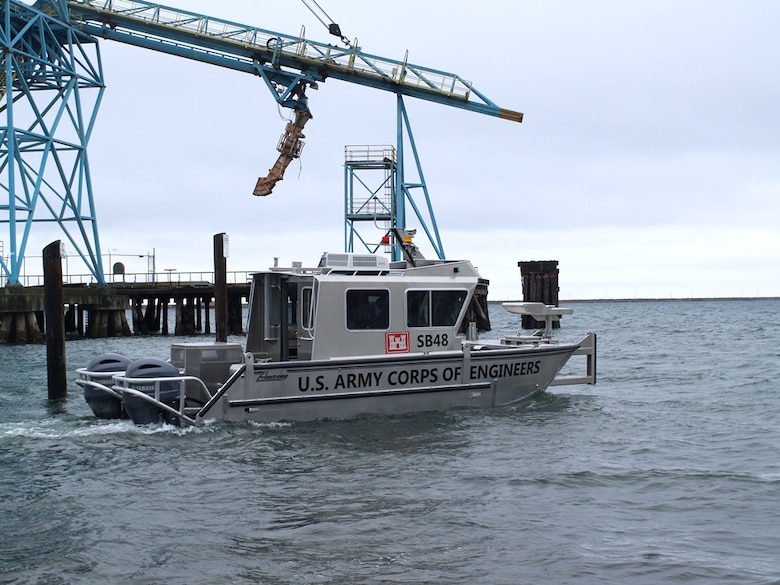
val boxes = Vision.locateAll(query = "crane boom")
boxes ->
[65,0,522,195]
[66,0,523,123]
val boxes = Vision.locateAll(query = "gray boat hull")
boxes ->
[202,343,579,423]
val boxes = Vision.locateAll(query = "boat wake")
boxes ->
[0,416,217,439]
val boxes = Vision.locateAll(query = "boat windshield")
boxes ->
[407,289,468,327]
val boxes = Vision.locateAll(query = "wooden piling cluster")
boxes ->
[518,260,561,329]
[0,282,249,344]
[463,278,491,332]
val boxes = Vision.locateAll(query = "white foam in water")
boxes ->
[0,416,216,439]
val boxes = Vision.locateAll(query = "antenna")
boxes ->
[301,0,351,46]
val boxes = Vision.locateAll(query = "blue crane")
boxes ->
[1,0,522,283]
[67,1,522,121]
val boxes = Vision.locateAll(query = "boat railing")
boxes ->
[75,376,124,400]
[196,360,248,420]
[498,302,596,386]
[549,332,597,386]
[111,374,216,426]
[114,383,198,426]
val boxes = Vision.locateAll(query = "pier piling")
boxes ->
[214,233,228,343]
[43,241,67,400]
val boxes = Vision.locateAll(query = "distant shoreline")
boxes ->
[491,297,780,304]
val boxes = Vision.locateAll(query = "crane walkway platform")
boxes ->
[66,0,522,121]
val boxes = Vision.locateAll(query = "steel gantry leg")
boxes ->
[396,94,445,261]
[1,0,106,285]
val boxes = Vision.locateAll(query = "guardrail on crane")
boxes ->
[66,0,522,196]
[66,0,523,121]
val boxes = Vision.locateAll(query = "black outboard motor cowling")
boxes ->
[121,359,182,425]
[83,353,131,419]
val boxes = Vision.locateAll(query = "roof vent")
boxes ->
[319,252,390,269]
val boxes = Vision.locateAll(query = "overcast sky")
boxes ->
[18,0,780,299]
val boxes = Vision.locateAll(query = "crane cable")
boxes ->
[300,0,352,47]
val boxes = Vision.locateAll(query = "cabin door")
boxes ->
[295,284,315,360]
[245,273,289,361]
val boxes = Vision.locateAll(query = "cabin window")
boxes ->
[301,286,314,330]
[346,289,389,330]
[287,283,298,326]
[407,289,468,327]
[407,290,430,327]
[269,285,282,327]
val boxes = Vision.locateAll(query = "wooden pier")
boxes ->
[0,281,249,344]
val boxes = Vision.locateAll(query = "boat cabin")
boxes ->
[245,253,481,362]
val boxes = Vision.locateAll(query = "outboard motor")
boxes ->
[83,353,131,419]
[121,359,182,425]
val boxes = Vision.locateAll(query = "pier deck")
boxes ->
[0,280,250,343]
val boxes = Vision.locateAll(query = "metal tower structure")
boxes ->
[345,95,445,261]
[344,143,397,257]
[1,0,106,285]
[2,0,522,282]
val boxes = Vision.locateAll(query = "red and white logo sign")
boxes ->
[386,331,410,354]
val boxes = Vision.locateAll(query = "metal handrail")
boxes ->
[74,377,124,400]
[7,270,252,287]
[196,361,247,420]
[111,384,198,426]
[67,0,475,101]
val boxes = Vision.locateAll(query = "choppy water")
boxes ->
[2,299,780,584]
